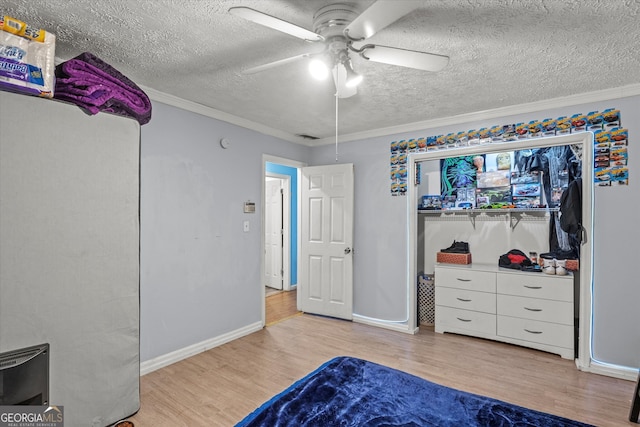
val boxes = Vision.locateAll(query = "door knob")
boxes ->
[344,247,351,254]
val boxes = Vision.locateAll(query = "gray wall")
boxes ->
[140,94,638,370]
[139,101,310,362]
[311,95,640,369]
[310,140,411,322]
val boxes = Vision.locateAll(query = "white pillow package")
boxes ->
[0,15,55,98]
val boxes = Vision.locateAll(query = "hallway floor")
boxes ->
[266,288,299,326]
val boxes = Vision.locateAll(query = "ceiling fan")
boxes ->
[229,1,449,98]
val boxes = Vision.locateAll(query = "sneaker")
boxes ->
[440,240,469,253]
[541,249,578,260]
[555,259,567,276]
[542,258,556,275]
[554,249,578,260]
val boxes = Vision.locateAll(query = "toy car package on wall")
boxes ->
[609,128,628,146]
[541,118,557,136]
[570,113,587,132]
[0,15,55,98]
[516,122,529,139]
[587,111,604,131]
[602,108,621,128]
[528,120,543,138]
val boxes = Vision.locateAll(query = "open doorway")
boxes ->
[262,155,305,326]
[265,174,290,292]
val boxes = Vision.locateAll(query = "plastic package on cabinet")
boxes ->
[0,15,55,98]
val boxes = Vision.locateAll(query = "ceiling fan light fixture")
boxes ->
[345,70,363,88]
[343,60,363,88]
[309,58,329,80]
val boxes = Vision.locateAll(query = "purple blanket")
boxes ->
[55,52,152,125]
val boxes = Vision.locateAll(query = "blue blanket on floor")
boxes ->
[236,356,593,426]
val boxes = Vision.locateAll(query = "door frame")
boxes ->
[261,155,306,327]
[265,173,290,291]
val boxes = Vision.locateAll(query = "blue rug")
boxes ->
[236,356,593,426]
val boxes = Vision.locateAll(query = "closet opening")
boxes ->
[406,133,593,369]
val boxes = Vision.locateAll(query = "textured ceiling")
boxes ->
[3,0,640,144]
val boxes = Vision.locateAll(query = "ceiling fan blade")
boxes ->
[332,64,357,99]
[229,7,323,42]
[360,45,449,72]
[242,53,312,75]
[344,0,424,40]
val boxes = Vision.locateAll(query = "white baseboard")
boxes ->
[140,321,263,376]
[577,359,639,381]
[353,314,418,334]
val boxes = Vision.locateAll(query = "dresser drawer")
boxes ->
[497,316,573,349]
[436,306,496,335]
[436,287,496,314]
[497,294,573,325]
[497,272,573,302]
[435,267,496,292]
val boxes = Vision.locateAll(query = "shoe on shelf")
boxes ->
[542,257,556,275]
[554,249,578,260]
[440,240,469,254]
[540,249,578,260]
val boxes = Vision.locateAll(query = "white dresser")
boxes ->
[435,263,575,359]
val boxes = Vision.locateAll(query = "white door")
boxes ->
[299,163,354,320]
[265,177,283,289]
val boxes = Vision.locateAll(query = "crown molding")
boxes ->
[311,83,640,146]
[140,85,314,146]
[140,82,640,148]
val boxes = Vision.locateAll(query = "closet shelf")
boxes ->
[418,208,558,215]
[419,208,557,229]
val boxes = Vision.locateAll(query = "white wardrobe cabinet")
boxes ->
[0,91,140,426]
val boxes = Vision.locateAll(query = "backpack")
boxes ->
[499,249,533,270]
[559,178,582,237]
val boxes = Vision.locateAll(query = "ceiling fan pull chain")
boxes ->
[335,93,339,162]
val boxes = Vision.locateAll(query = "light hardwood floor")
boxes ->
[127,313,637,426]
[265,288,300,326]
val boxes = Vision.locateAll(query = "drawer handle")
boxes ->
[524,329,543,334]
[456,317,472,322]
[524,285,542,289]
[456,297,472,302]
[456,278,472,282]
[524,307,542,312]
